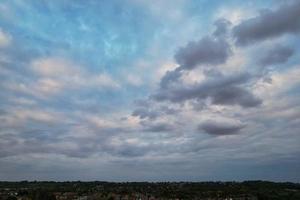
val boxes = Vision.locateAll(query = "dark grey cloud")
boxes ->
[259,45,294,66]
[132,100,179,119]
[211,85,262,107]
[0,134,92,159]
[103,143,151,158]
[115,146,149,157]
[174,36,232,70]
[134,99,151,107]
[132,108,159,119]
[213,18,232,38]
[0,125,143,159]
[158,35,232,90]
[0,134,19,158]
[199,120,246,135]
[153,72,262,107]
[159,106,178,115]
[142,122,173,132]
[160,68,182,89]
[233,1,300,46]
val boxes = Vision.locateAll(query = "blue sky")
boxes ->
[0,0,300,181]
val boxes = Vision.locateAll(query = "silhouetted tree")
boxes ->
[32,190,56,200]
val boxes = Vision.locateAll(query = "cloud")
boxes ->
[132,99,179,120]
[0,0,300,181]
[254,66,300,98]
[142,122,173,132]
[210,85,262,107]
[159,68,182,89]
[90,74,120,89]
[113,144,150,157]
[132,108,159,119]
[174,36,232,70]
[213,18,232,38]
[3,77,63,99]
[199,119,246,135]
[34,78,63,95]
[0,28,11,48]
[31,57,79,77]
[1,107,63,127]
[158,35,232,89]
[233,1,300,46]
[258,45,294,67]
[10,57,121,98]
[31,57,120,89]
[126,74,143,86]
[153,72,262,107]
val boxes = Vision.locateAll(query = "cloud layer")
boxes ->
[233,1,300,45]
[0,0,299,181]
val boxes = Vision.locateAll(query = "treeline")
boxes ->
[0,181,300,200]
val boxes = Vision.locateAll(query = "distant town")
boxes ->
[0,181,299,200]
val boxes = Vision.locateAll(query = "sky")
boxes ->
[0,0,300,182]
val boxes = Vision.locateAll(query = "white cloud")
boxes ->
[3,57,120,99]
[10,97,36,106]
[156,62,178,80]
[3,78,63,99]
[218,45,247,73]
[31,57,80,77]
[25,57,121,98]
[126,74,143,86]
[34,78,63,95]
[0,28,11,48]
[87,73,120,89]
[215,7,255,25]
[0,107,64,128]
[13,108,61,123]
[254,66,300,98]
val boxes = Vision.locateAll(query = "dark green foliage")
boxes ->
[30,190,56,200]
[6,197,17,200]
